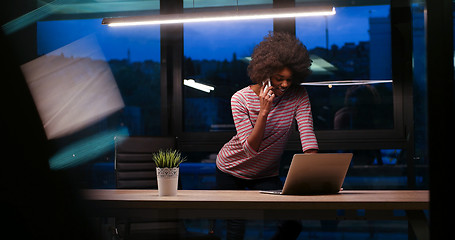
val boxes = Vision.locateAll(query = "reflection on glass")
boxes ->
[35,19,161,170]
[21,35,124,139]
[37,19,161,136]
[306,83,394,130]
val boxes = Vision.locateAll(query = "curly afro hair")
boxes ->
[247,32,312,85]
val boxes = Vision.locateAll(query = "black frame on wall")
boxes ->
[3,0,455,237]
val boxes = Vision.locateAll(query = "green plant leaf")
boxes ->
[152,149,187,168]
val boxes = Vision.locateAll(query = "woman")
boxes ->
[216,32,318,239]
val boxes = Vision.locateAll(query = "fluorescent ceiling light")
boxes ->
[184,79,215,93]
[102,5,335,27]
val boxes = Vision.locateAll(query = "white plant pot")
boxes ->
[156,167,179,196]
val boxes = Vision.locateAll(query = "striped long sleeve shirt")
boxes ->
[216,85,318,180]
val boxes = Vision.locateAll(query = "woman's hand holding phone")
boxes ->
[259,79,274,117]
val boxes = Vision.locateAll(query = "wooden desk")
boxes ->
[83,190,429,239]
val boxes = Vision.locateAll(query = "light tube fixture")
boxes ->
[184,79,215,93]
[300,80,393,88]
[102,5,335,27]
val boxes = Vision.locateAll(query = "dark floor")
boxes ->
[185,219,408,240]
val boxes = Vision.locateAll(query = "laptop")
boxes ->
[260,153,353,195]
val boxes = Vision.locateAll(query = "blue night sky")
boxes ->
[37,5,389,62]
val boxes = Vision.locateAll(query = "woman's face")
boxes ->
[270,67,293,97]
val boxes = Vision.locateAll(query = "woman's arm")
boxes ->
[295,88,319,152]
[304,149,318,153]
[247,84,275,152]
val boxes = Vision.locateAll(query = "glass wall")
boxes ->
[31,1,424,191]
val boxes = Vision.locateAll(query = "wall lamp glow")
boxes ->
[184,79,215,93]
[102,5,335,27]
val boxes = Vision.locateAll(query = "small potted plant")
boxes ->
[152,149,186,196]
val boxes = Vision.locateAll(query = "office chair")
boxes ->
[115,136,175,189]
[114,136,218,240]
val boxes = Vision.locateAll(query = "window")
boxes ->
[181,4,396,132]
[183,19,273,132]
[178,2,411,153]
[296,4,394,130]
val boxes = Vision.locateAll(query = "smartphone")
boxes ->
[262,78,271,92]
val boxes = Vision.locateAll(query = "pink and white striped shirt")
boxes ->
[216,85,318,180]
